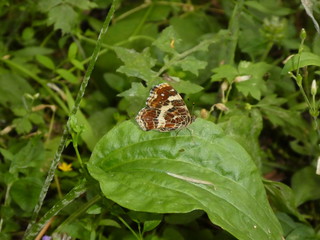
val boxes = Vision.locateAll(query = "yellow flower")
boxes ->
[58,162,73,172]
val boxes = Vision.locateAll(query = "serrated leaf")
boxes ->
[281,52,320,74]
[29,112,44,125]
[65,0,97,9]
[174,56,207,76]
[257,94,288,106]
[118,82,146,99]
[87,119,283,240]
[10,177,42,212]
[153,26,181,54]
[235,62,271,100]
[47,4,77,34]
[36,55,55,70]
[211,64,238,83]
[10,137,45,173]
[169,80,203,94]
[56,68,78,83]
[13,117,32,134]
[38,0,62,12]
[114,47,157,82]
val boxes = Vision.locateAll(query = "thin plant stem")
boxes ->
[23,180,87,240]
[55,194,101,233]
[54,175,63,199]
[23,1,118,238]
[225,0,243,65]
[74,142,83,169]
[118,216,142,240]
[260,41,273,62]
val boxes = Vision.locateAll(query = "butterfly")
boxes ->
[135,83,195,132]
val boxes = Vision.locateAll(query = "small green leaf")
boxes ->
[13,117,32,134]
[88,108,117,140]
[68,42,78,59]
[65,0,97,10]
[211,65,238,83]
[65,88,97,151]
[22,27,35,41]
[88,119,283,240]
[47,4,77,34]
[153,26,181,54]
[291,166,320,206]
[0,72,34,109]
[174,56,207,76]
[219,109,263,167]
[244,1,293,16]
[29,112,44,125]
[282,52,320,74]
[70,59,84,70]
[277,213,316,239]
[143,219,162,232]
[36,55,55,70]
[10,177,42,212]
[10,137,45,173]
[99,219,121,228]
[114,47,157,82]
[56,69,78,83]
[0,148,14,162]
[37,0,62,12]
[14,47,53,57]
[117,82,147,99]
[235,62,271,100]
[264,180,305,222]
[170,80,203,94]
[103,73,125,92]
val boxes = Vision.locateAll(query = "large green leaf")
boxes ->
[87,119,283,240]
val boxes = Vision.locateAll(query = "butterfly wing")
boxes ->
[136,83,194,132]
[135,107,160,131]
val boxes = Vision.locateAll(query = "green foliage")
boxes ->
[88,119,283,239]
[1,0,320,240]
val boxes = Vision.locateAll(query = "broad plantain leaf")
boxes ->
[87,119,283,240]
